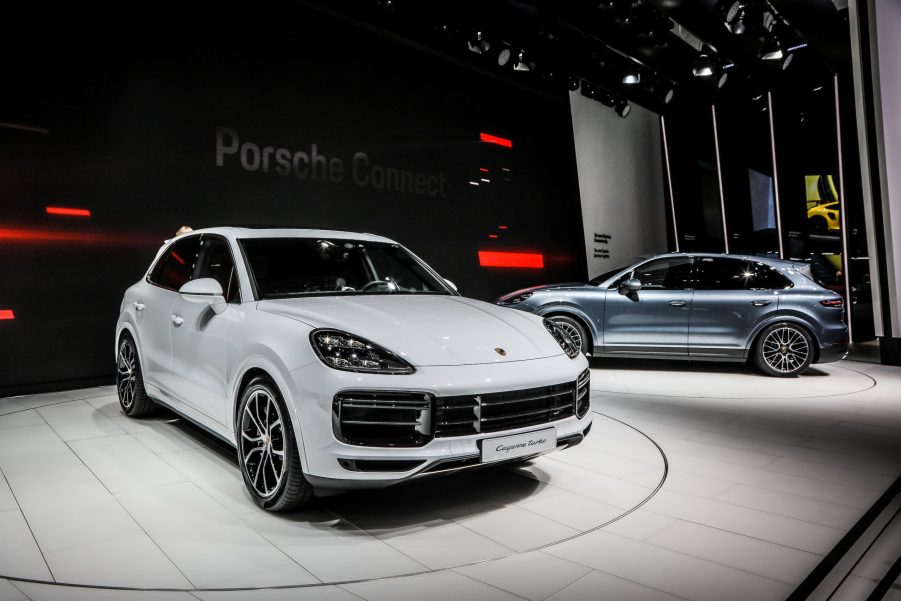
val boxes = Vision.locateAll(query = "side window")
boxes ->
[196,237,240,302]
[746,262,792,290]
[148,236,202,291]
[629,257,694,290]
[695,258,748,291]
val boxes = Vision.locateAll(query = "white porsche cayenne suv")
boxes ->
[115,227,591,511]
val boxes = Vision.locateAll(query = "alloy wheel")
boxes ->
[240,389,286,498]
[554,320,584,353]
[761,326,809,374]
[117,340,137,409]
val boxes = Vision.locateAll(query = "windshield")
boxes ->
[589,262,634,285]
[240,238,452,299]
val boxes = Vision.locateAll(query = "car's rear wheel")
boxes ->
[237,376,313,511]
[754,323,814,377]
[550,315,590,356]
[116,334,156,417]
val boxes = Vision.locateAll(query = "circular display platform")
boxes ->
[0,387,665,591]
[591,361,874,399]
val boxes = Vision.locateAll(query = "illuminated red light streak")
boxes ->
[488,234,498,239]
[46,206,92,217]
[479,167,489,172]
[171,252,186,265]
[478,251,544,268]
[479,132,512,148]
[498,225,508,230]
[0,309,15,321]
[0,227,161,247]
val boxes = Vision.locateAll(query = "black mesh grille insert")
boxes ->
[435,380,576,438]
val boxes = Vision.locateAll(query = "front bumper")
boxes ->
[289,354,591,490]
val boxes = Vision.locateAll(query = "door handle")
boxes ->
[751,301,773,306]
[133,302,145,311]
[669,300,687,307]
[170,314,184,326]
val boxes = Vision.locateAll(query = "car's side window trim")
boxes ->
[146,235,201,292]
[196,233,243,304]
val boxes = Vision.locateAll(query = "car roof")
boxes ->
[183,226,397,244]
[644,252,799,267]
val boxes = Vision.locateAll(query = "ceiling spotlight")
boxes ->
[568,76,581,91]
[467,31,491,55]
[512,50,532,71]
[622,66,641,85]
[721,1,748,34]
[717,70,729,89]
[780,52,794,70]
[693,49,715,78]
[615,99,631,118]
[497,46,511,67]
[663,86,675,104]
[760,37,784,61]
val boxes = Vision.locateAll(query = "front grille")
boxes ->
[576,369,591,418]
[333,391,432,447]
[434,380,577,438]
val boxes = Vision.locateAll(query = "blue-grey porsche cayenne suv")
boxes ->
[498,253,849,377]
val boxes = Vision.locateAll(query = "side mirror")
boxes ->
[444,278,458,293]
[179,278,227,314]
[618,278,642,295]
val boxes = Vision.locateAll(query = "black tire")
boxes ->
[116,334,156,417]
[753,322,814,377]
[237,376,313,511]
[550,315,591,356]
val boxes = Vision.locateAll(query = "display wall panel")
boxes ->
[0,2,586,392]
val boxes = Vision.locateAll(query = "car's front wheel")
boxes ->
[754,323,814,377]
[550,315,590,356]
[237,376,313,511]
[116,334,156,417]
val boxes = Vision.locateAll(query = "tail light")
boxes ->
[820,299,844,308]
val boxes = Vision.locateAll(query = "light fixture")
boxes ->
[622,65,641,85]
[717,70,729,89]
[760,37,784,61]
[467,31,490,55]
[721,1,748,34]
[568,76,581,91]
[693,48,715,78]
[599,91,617,107]
[512,50,532,71]
[497,46,511,67]
[663,86,675,104]
[615,99,631,118]
[780,51,794,70]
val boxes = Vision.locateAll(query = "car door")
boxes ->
[140,235,202,393]
[688,257,782,358]
[602,256,694,356]
[169,235,240,424]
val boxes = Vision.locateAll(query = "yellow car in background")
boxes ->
[808,201,840,232]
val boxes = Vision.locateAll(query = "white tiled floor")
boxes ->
[0,359,898,601]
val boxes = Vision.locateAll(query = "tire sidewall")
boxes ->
[116,334,142,415]
[237,377,299,510]
[755,322,814,377]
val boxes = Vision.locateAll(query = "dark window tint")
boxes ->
[196,237,239,302]
[745,262,792,290]
[148,236,201,291]
[624,257,694,290]
[695,258,792,290]
[694,258,748,290]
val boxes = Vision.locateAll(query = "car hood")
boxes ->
[498,282,591,302]
[256,295,564,366]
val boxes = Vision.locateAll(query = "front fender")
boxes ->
[534,302,600,348]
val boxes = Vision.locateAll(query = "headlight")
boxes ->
[311,330,415,374]
[499,291,533,305]
[544,318,580,359]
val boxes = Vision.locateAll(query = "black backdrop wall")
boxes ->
[0,2,586,393]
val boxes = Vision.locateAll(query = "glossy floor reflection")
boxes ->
[1,358,900,601]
